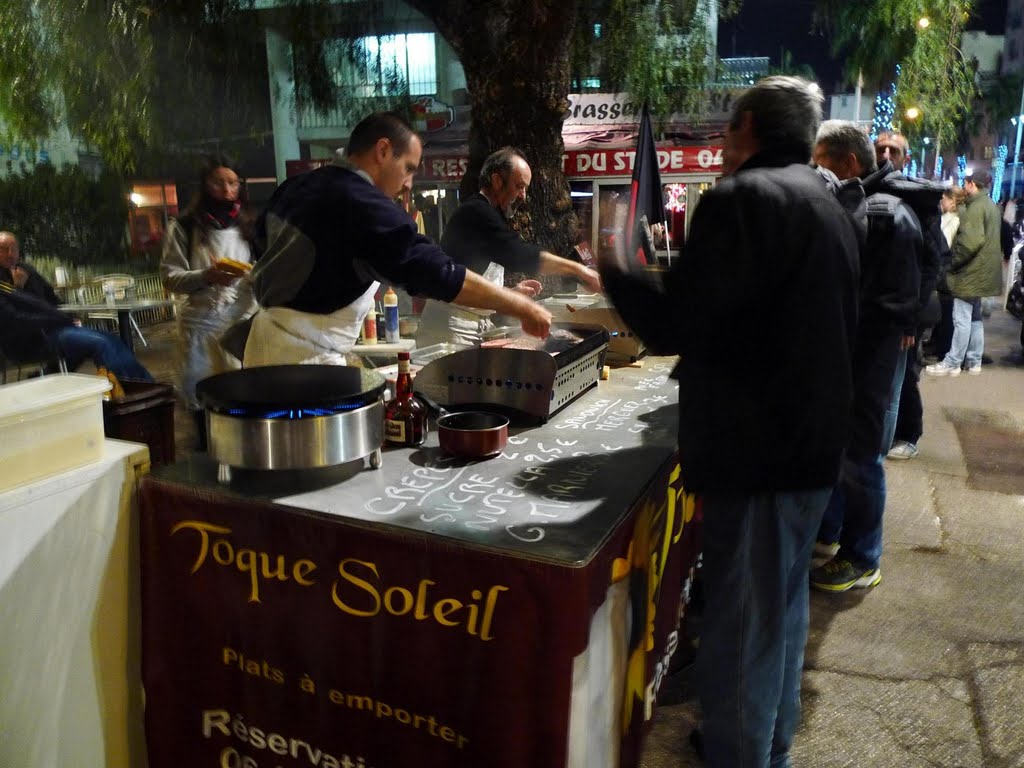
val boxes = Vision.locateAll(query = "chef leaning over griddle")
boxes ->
[416,147,603,348]
[229,112,553,366]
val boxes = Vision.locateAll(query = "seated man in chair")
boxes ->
[0,233,152,382]
[0,280,151,385]
[0,285,153,382]
[0,231,61,305]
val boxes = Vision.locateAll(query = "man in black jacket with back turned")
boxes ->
[600,77,859,768]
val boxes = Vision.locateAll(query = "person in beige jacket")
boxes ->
[160,155,257,448]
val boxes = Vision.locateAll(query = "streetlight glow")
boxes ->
[918,17,930,29]
[905,106,921,120]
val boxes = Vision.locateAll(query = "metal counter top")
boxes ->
[153,357,680,565]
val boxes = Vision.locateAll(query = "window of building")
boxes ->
[128,182,178,256]
[333,33,437,97]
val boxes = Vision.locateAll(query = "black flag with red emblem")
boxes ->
[626,102,666,267]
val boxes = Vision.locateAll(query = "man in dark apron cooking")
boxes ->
[231,113,552,366]
[416,147,602,347]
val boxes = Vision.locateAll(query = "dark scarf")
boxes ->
[204,199,241,229]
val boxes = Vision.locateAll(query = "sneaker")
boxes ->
[887,440,919,460]
[810,540,840,569]
[810,559,881,592]
[966,365,982,375]
[925,363,960,377]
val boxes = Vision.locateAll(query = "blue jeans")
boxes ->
[818,453,885,569]
[51,326,153,382]
[880,348,907,455]
[820,347,904,568]
[942,297,984,369]
[697,488,831,768]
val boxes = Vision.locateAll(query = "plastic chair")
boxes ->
[93,274,135,300]
[88,274,148,347]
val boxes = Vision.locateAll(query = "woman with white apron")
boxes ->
[160,155,257,450]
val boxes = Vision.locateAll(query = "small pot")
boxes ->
[436,411,509,458]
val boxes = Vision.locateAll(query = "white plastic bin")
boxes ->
[0,374,112,492]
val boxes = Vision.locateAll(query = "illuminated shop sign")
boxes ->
[419,146,723,181]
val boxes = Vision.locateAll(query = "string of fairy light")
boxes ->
[991,145,1008,201]
[868,71,1007,197]
[870,65,899,142]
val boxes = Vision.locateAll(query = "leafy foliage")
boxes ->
[0,0,154,171]
[2,0,728,171]
[814,0,977,150]
[0,164,130,267]
[572,0,719,120]
[0,0,275,172]
[768,49,817,82]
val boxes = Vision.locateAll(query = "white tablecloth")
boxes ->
[0,439,149,768]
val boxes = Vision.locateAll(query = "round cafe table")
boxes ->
[59,298,174,353]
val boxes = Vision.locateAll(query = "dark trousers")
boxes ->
[191,409,208,452]
[894,335,923,445]
[930,294,954,359]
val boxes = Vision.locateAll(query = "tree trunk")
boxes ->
[409,1,579,261]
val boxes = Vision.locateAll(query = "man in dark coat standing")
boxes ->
[599,77,860,767]
[810,122,924,593]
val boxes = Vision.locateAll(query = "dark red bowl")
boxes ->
[436,412,509,458]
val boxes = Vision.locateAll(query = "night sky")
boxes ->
[718,0,1008,93]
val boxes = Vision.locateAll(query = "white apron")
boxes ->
[243,282,379,366]
[416,262,504,347]
[170,226,257,409]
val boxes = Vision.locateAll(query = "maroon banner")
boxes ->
[564,146,723,179]
[417,147,723,182]
[139,458,700,768]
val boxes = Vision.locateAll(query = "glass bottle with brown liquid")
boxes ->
[384,351,426,446]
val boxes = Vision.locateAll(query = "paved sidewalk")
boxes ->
[130,320,198,460]
[641,310,1024,768]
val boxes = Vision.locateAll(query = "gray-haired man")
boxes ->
[415,147,601,347]
[810,121,925,595]
[601,78,860,767]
